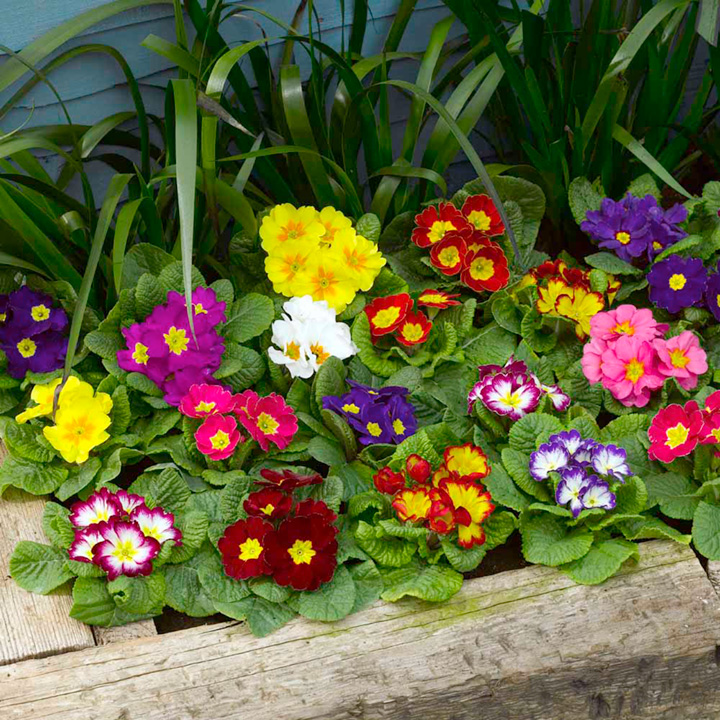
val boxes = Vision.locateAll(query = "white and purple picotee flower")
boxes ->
[580,479,617,512]
[131,506,183,545]
[115,490,146,515]
[69,487,121,528]
[555,467,588,517]
[480,373,542,421]
[573,438,597,464]
[68,525,106,564]
[549,430,584,457]
[541,383,571,411]
[92,521,161,581]
[529,442,570,481]
[591,444,632,481]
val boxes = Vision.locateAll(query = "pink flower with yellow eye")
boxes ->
[179,383,235,419]
[92,521,161,580]
[234,392,298,452]
[195,414,243,460]
[68,525,106,564]
[653,331,708,391]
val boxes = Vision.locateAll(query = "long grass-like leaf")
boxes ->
[0,251,47,276]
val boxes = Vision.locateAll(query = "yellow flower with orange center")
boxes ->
[317,206,353,246]
[329,228,386,291]
[259,204,325,254]
[264,238,318,296]
[292,257,355,311]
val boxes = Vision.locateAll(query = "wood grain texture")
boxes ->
[0,460,95,666]
[1,540,719,720]
[92,621,157,646]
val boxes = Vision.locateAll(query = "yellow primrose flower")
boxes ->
[43,395,113,464]
[317,207,353,246]
[555,286,605,339]
[264,238,319,296]
[259,204,325,254]
[535,278,572,315]
[291,256,356,312]
[329,228,386,292]
[16,376,95,424]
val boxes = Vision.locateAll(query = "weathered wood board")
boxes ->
[1,540,718,720]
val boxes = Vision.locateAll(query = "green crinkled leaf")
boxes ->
[560,538,638,585]
[441,538,488,573]
[121,243,175,290]
[109,385,131,436]
[348,490,391,519]
[619,516,691,544]
[215,342,248,379]
[214,597,295,637]
[520,514,594,567]
[158,261,204,294]
[520,309,558,353]
[168,511,209,563]
[378,518,429,541]
[600,414,650,443]
[348,560,382,613]
[484,461,532,512]
[84,330,124,360]
[223,293,275,343]
[97,447,144,485]
[209,279,234,307]
[10,541,74,594]
[126,372,163,397]
[286,378,312,415]
[129,467,191,515]
[134,273,167,321]
[626,173,661,200]
[70,577,157,626]
[5,421,56,463]
[356,212,382,243]
[380,559,463,602]
[351,313,403,378]
[223,347,265,392]
[463,323,517,367]
[140,410,182,447]
[491,294,523,334]
[568,176,604,227]
[297,475,344,514]
[388,428,441,470]
[219,473,255,521]
[501,448,551,501]
[527,503,573,518]
[692,501,720,559]
[55,457,102,502]
[509,413,565,454]
[332,461,376,502]
[653,234,703,263]
[355,521,416,567]
[108,572,166,615]
[164,544,218,617]
[307,436,346,467]
[645,472,698,520]
[1,456,68,495]
[248,576,292,604]
[65,558,105,578]
[484,510,518,550]
[320,409,358,459]
[42,502,74,549]
[297,565,356,622]
[565,408,601,440]
[586,252,641,276]
[312,356,346,409]
[197,550,249,603]
[367,267,409,297]
[145,436,204,475]
[614,476,648,516]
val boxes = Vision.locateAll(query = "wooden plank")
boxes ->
[1,540,719,720]
[92,621,156,646]
[0,459,95,665]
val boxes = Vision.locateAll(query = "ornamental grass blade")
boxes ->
[697,0,719,46]
[171,79,199,339]
[0,251,47,276]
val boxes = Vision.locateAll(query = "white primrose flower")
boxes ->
[268,318,315,379]
[282,295,336,325]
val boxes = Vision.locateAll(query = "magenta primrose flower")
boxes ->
[69,487,121,528]
[589,305,667,344]
[93,521,161,580]
[180,383,236,418]
[68,525,106,564]
[599,335,664,408]
[195,413,243,460]
[131,506,183,545]
[234,390,298,452]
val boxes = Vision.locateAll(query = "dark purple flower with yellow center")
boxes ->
[0,286,68,336]
[2,329,67,378]
[348,402,394,445]
[646,202,688,258]
[581,194,651,262]
[705,266,720,321]
[647,256,707,314]
[387,395,418,443]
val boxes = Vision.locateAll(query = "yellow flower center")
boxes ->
[210,430,231,450]
[366,422,383,437]
[132,342,149,365]
[195,400,216,413]
[285,341,301,360]
[142,524,164,542]
[652,241,662,251]
[279,220,304,242]
[501,390,523,408]
[468,210,491,231]
[193,302,208,316]
[669,348,690,369]
[341,403,360,414]
[438,246,460,267]
[288,539,316,565]
[712,428,720,442]
[112,540,138,563]
[239,538,263,561]
[260,504,275,516]
[624,358,645,383]
[665,422,689,449]
[17,338,36,358]
[373,306,402,329]
[717,294,720,309]
[669,273,687,291]
[310,342,330,365]
[428,220,456,243]
[31,304,50,321]
[319,277,330,288]
[612,321,634,336]
[164,326,189,355]
[393,418,406,435]
[615,231,631,245]
[401,323,424,342]
[257,412,279,435]
[0,312,6,322]
[469,256,495,281]
[419,294,445,305]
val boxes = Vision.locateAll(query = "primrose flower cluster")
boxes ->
[647,257,720,320]
[0,287,68,378]
[581,193,688,262]
[17,377,113,464]
[529,430,631,517]
[412,195,510,294]
[582,304,708,407]
[322,380,417,445]
[219,469,337,591]
[520,259,619,338]
[376,444,495,548]
[118,287,226,406]
[467,357,570,421]
[68,488,182,580]
[260,204,386,312]
[180,383,298,460]
[268,296,357,379]
[648,390,720,463]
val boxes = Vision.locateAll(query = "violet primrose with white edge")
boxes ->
[529,443,570,480]
[590,444,631,481]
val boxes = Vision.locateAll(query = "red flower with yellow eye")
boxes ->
[466,231,494,254]
[265,516,338,591]
[460,243,509,293]
[461,194,504,237]
[244,488,293,521]
[531,259,567,280]
[429,233,468,275]
[439,479,495,548]
[218,517,274,580]
[392,486,432,522]
[444,443,490,481]
[417,289,462,309]
[373,466,407,495]
[364,293,413,338]
[395,310,432,346]
[412,202,471,248]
